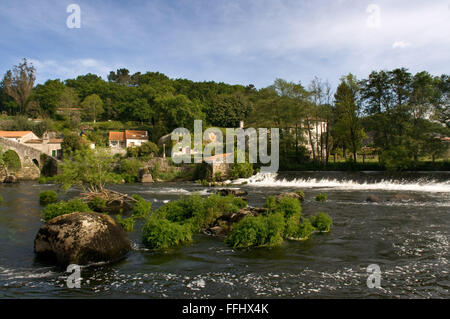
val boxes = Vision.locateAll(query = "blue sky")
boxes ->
[1,0,449,89]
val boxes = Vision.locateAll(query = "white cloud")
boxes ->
[392,41,411,49]
[29,58,117,82]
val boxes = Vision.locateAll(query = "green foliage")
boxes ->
[311,212,333,232]
[380,146,412,171]
[225,213,285,249]
[142,217,192,250]
[81,94,104,122]
[61,133,86,156]
[273,197,302,218]
[39,190,58,206]
[42,199,92,221]
[296,189,305,201]
[297,218,317,239]
[0,195,3,205]
[2,150,21,171]
[264,196,277,213]
[56,148,122,192]
[127,142,159,158]
[230,162,253,179]
[116,215,136,232]
[315,193,327,202]
[142,194,246,249]
[88,196,107,212]
[131,194,152,219]
[119,157,143,183]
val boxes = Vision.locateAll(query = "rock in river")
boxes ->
[34,212,131,266]
[366,195,382,203]
[274,192,304,202]
[216,189,248,198]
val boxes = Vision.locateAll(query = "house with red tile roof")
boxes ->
[0,131,63,158]
[109,130,148,149]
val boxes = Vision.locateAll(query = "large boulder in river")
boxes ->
[34,212,131,266]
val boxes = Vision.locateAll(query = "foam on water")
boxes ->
[235,173,450,193]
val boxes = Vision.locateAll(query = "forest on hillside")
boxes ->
[1,59,449,170]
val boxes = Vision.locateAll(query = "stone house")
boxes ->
[0,131,63,158]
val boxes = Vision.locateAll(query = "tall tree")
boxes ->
[333,74,365,162]
[81,94,104,123]
[2,58,36,114]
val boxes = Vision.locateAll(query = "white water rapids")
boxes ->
[233,173,450,193]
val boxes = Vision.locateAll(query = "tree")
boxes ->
[207,93,252,127]
[33,79,66,117]
[2,58,36,114]
[81,94,104,123]
[333,74,365,162]
[56,148,121,192]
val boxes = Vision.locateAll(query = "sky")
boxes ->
[1,0,449,89]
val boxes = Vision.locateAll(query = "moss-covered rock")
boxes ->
[34,212,131,266]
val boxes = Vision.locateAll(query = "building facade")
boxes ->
[109,130,149,148]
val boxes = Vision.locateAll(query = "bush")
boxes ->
[116,215,136,232]
[39,190,58,206]
[131,194,152,219]
[311,212,333,232]
[42,199,92,221]
[142,217,192,249]
[297,218,316,239]
[88,196,107,212]
[315,193,327,202]
[153,194,246,233]
[230,162,253,179]
[264,196,277,213]
[119,158,143,183]
[380,145,412,171]
[274,197,302,218]
[2,150,21,171]
[225,213,285,249]
[296,189,305,201]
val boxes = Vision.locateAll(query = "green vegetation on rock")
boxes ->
[315,193,327,202]
[42,199,92,221]
[39,190,58,206]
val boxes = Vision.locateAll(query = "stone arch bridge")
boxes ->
[0,136,59,179]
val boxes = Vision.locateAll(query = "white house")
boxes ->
[109,130,149,148]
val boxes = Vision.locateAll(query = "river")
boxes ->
[0,172,449,298]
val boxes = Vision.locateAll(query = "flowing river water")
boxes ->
[0,171,449,298]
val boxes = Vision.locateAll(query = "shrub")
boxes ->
[296,218,316,239]
[131,194,152,219]
[3,150,21,171]
[153,194,246,233]
[142,217,192,249]
[225,213,285,249]
[274,197,302,218]
[230,162,253,179]
[116,215,136,232]
[315,193,327,202]
[88,197,107,212]
[264,196,277,213]
[39,190,58,206]
[311,212,333,232]
[42,199,92,221]
[119,158,143,183]
[296,189,305,201]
